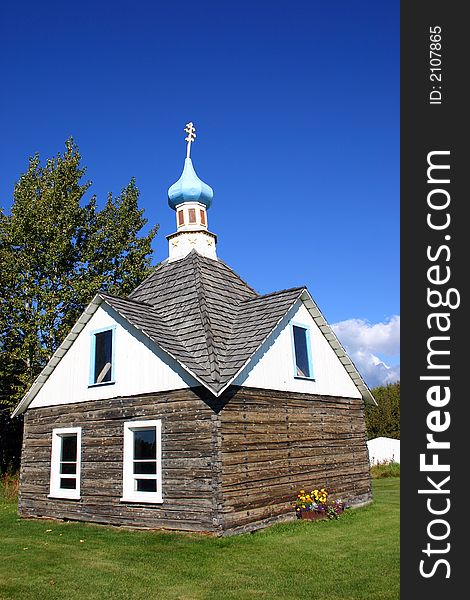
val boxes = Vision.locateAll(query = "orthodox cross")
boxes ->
[184,122,196,158]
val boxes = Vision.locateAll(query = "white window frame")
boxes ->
[49,427,82,500]
[121,420,162,504]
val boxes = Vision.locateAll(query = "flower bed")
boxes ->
[293,487,346,520]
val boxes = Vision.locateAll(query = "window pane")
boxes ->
[135,479,157,492]
[188,208,196,223]
[134,429,156,460]
[60,462,77,474]
[293,326,311,378]
[61,435,77,461]
[60,478,76,490]
[134,461,157,474]
[95,330,112,383]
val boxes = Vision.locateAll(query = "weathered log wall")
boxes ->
[20,389,220,533]
[19,386,371,534]
[219,388,371,533]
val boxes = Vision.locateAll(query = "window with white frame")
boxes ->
[121,420,162,503]
[49,427,82,499]
[90,326,115,385]
[291,323,314,379]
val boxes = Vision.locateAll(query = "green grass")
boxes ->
[0,479,399,600]
[370,462,400,479]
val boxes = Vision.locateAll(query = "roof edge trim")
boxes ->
[299,290,376,406]
[11,295,104,417]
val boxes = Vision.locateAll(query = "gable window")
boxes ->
[90,326,115,385]
[49,427,82,499]
[291,323,314,379]
[121,420,162,503]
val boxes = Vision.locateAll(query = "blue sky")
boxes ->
[0,1,399,387]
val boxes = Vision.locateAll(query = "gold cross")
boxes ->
[184,122,196,158]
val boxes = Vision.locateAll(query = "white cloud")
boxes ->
[331,316,400,388]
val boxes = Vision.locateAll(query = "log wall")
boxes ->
[19,386,371,534]
[219,388,371,533]
[20,389,220,533]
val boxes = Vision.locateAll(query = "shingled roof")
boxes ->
[12,250,375,417]
[122,251,305,393]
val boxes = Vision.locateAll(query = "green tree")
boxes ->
[0,138,158,414]
[365,381,400,440]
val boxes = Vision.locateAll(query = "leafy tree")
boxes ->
[0,139,158,418]
[365,381,400,440]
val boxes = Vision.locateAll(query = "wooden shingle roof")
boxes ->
[108,251,305,394]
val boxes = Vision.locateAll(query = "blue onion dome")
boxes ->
[168,158,214,210]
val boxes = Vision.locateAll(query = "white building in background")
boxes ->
[367,437,400,465]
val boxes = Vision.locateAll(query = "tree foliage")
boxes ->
[0,139,158,414]
[365,382,400,440]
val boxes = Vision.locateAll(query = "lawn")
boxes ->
[0,478,399,600]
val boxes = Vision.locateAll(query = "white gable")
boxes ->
[29,304,197,410]
[234,300,362,399]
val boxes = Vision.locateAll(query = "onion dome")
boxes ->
[168,157,214,210]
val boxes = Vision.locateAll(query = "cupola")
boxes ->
[166,123,217,261]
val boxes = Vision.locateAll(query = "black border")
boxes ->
[401,2,466,595]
